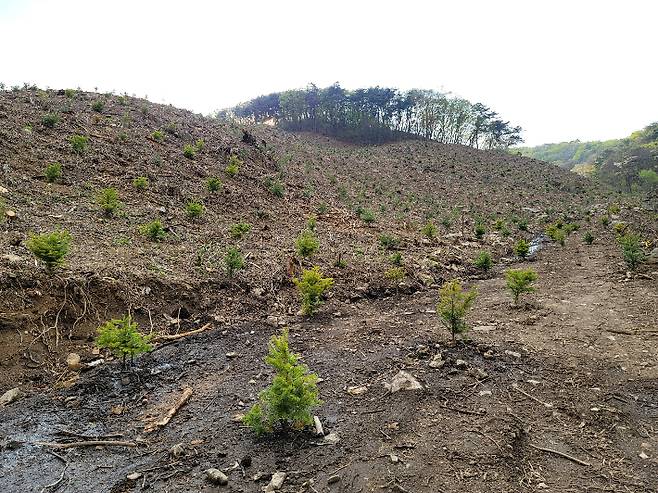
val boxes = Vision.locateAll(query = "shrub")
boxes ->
[359,208,375,224]
[225,155,241,176]
[473,251,493,272]
[41,113,60,128]
[306,214,317,231]
[545,222,566,246]
[133,176,148,189]
[600,215,610,227]
[45,162,62,183]
[505,268,538,305]
[206,177,222,192]
[97,188,121,216]
[437,279,477,341]
[183,144,196,159]
[151,130,164,141]
[70,135,88,154]
[243,329,320,435]
[474,221,486,239]
[608,203,621,215]
[514,239,530,259]
[195,138,204,151]
[422,221,438,239]
[613,222,627,235]
[185,201,204,219]
[389,251,403,265]
[500,225,511,237]
[618,233,645,270]
[441,216,452,229]
[378,233,398,250]
[296,230,319,258]
[64,88,76,98]
[316,202,329,215]
[224,246,245,277]
[293,266,334,315]
[91,99,105,112]
[140,220,166,242]
[26,230,71,270]
[517,218,529,231]
[264,177,285,197]
[385,266,405,283]
[96,315,152,367]
[583,231,594,245]
[493,219,505,231]
[229,222,252,239]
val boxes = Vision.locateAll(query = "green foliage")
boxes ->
[422,220,438,239]
[41,113,60,128]
[493,219,505,231]
[229,222,252,239]
[474,221,486,239]
[97,188,121,216]
[295,230,319,258]
[316,202,329,215]
[91,99,105,112]
[618,233,645,270]
[505,268,538,305]
[44,162,62,183]
[183,144,196,159]
[225,155,241,176]
[185,201,204,219]
[64,88,76,98]
[70,134,89,154]
[293,266,334,316]
[600,215,610,227]
[243,329,320,435]
[378,233,398,250]
[613,222,627,235]
[545,222,566,246]
[264,177,285,197]
[517,218,529,231]
[359,208,375,224]
[513,238,530,259]
[639,169,658,187]
[140,220,166,242]
[224,246,245,277]
[306,214,317,231]
[389,251,403,266]
[441,216,452,229]
[437,280,477,341]
[151,130,164,141]
[608,203,621,215]
[195,138,205,150]
[133,176,148,190]
[206,177,222,192]
[27,230,71,270]
[96,315,152,366]
[473,251,493,272]
[583,231,595,245]
[384,266,405,283]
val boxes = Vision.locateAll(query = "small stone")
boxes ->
[639,452,649,460]
[205,468,229,486]
[0,185,8,194]
[429,354,445,368]
[473,368,488,379]
[170,443,185,458]
[454,359,468,369]
[66,353,82,371]
[390,454,399,463]
[479,390,492,397]
[253,471,267,481]
[505,350,521,359]
[386,370,423,393]
[323,432,340,445]
[1,254,22,265]
[264,471,286,492]
[483,350,494,359]
[0,387,24,406]
[327,475,340,484]
[347,385,368,395]
[226,351,239,358]
[5,210,16,220]
[127,472,142,481]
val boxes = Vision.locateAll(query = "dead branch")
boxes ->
[144,387,193,433]
[36,440,137,449]
[512,384,553,408]
[529,443,591,466]
[152,323,212,342]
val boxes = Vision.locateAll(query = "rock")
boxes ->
[313,416,324,436]
[454,359,468,369]
[0,185,8,194]
[127,472,142,481]
[429,353,445,368]
[347,385,368,395]
[470,368,488,379]
[226,351,239,358]
[253,471,267,481]
[390,454,399,463]
[505,350,521,359]
[170,443,185,458]
[5,210,16,220]
[1,254,22,265]
[479,390,492,397]
[639,451,649,460]
[264,471,286,492]
[66,353,82,371]
[386,371,423,393]
[323,432,340,445]
[205,468,229,486]
[0,387,24,406]
[473,325,496,332]
[483,350,495,359]
[327,475,340,484]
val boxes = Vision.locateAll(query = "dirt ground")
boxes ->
[2,225,657,493]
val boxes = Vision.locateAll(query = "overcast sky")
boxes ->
[1,0,656,146]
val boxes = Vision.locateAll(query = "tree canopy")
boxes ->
[222,83,523,149]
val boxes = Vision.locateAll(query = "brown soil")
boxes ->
[1,88,657,492]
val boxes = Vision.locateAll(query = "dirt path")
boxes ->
[1,235,657,492]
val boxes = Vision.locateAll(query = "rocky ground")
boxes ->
[1,88,657,492]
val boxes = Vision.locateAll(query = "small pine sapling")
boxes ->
[41,113,60,128]
[229,222,252,239]
[185,201,204,219]
[225,155,241,176]
[243,329,320,435]
[505,268,538,305]
[437,280,477,341]
[473,251,493,272]
[140,220,166,242]
[207,177,222,192]
[183,144,196,159]
[133,176,148,189]
[45,163,62,183]
[97,188,122,216]
[618,233,645,270]
[583,231,594,245]
[26,230,71,270]
[474,221,486,239]
[295,230,319,258]
[514,239,530,259]
[70,135,89,154]
[293,266,334,316]
[96,315,152,368]
[224,246,245,277]
[422,220,438,239]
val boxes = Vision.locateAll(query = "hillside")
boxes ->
[1,88,657,493]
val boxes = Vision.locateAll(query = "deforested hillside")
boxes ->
[1,88,657,493]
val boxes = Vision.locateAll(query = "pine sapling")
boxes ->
[505,268,538,305]
[96,315,152,368]
[293,266,334,316]
[437,279,477,341]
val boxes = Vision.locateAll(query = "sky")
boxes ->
[1,0,656,146]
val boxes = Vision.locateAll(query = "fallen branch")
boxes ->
[152,323,212,342]
[529,443,591,466]
[439,402,485,416]
[36,440,137,449]
[512,384,553,408]
[40,450,68,493]
[144,387,193,433]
